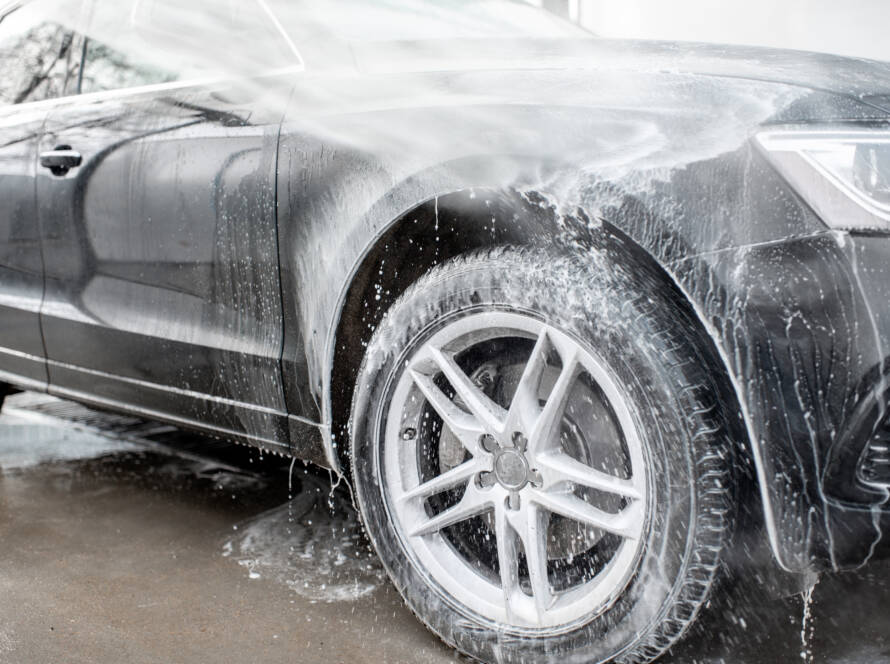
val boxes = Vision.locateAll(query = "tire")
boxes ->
[350,246,734,664]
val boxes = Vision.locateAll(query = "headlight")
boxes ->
[756,128,890,232]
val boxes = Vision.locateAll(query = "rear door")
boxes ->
[36,0,301,444]
[0,0,83,387]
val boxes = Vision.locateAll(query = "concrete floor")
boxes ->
[0,393,888,664]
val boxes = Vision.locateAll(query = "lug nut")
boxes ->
[476,471,496,489]
[512,431,528,451]
[480,433,498,452]
[401,427,417,441]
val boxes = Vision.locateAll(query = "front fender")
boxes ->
[274,73,886,573]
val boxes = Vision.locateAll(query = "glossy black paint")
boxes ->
[33,77,306,453]
[0,103,48,386]
[2,3,890,572]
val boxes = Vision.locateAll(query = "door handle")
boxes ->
[39,145,82,176]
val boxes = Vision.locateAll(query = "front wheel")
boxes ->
[350,247,734,664]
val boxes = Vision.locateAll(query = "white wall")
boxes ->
[568,0,890,62]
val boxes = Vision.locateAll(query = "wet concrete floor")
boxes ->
[0,392,888,664]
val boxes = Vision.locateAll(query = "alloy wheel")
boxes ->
[381,311,649,632]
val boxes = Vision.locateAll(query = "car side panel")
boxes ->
[36,79,297,449]
[0,104,48,387]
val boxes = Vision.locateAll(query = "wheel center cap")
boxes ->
[493,448,530,490]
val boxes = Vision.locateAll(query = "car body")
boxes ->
[2,0,890,660]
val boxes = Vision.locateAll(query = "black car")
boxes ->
[2,1,890,662]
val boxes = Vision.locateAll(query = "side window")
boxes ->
[80,38,176,94]
[79,0,301,94]
[0,0,85,105]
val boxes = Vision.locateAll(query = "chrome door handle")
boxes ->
[39,145,82,176]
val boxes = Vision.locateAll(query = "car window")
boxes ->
[79,34,177,94]
[79,0,301,94]
[0,0,86,105]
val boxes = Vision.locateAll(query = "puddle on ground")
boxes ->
[223,473,385,602]
[0,401,384,605]
[0,415,142,471]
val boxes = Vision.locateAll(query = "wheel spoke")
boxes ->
[506,502,553,618]
[409,484,491,537]
[505,331,550,434]
[410,369,485,452]
[494,503,523,622]
[530,489,641,540]
[494,502,548,624]
[536,451,641,499]
[400,459,482,502]
[527,346,578,455]
[424,346,507,435]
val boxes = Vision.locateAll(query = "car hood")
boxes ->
[352,37,890,114]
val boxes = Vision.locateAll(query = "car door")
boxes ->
[36,0,301,444]
[0,0,84,388]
